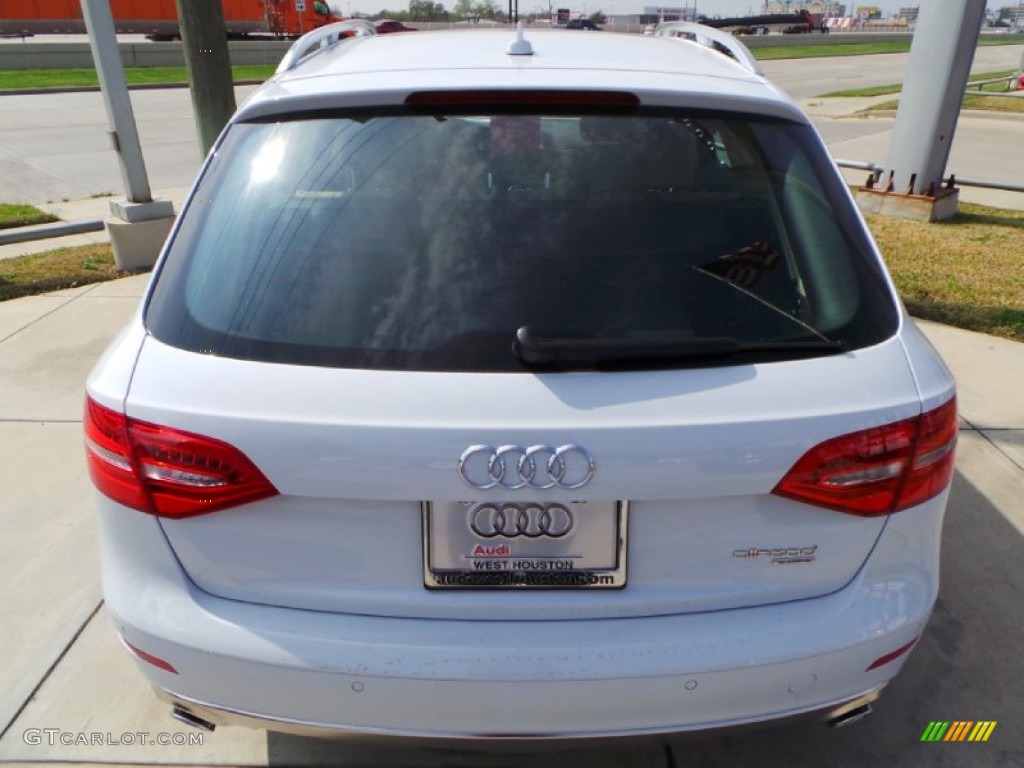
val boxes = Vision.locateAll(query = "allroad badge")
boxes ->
[733,546,817,565]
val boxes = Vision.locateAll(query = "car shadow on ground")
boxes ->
[265,470,1024,767]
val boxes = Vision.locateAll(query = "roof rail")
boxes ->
[275,19,376,75]
[653,22,763,76]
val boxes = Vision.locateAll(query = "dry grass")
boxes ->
[960,94,1024,113]
[866,202,1024,340]
[866,94,1024,115]
[0,244,134,302]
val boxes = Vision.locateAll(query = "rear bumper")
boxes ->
[99,495,946,740]
[155,684,887,744]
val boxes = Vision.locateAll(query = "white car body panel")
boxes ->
[122,331,922,619]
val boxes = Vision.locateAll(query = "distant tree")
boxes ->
[409,0,445,20]
[454,0,498,22]
[474,0,499,19]
[588,11,606,24]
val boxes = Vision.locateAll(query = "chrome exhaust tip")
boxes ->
[828,703,873,729]
[171,705,217,732]
[824,684,884,729]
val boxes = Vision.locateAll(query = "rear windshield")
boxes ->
[145,108,898,371]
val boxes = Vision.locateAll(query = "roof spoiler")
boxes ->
[653,22,763,75]
[276,19,376,75]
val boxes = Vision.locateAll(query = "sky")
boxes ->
[330,1,995,19]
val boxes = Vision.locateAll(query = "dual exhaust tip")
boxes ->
[171,705,216,732]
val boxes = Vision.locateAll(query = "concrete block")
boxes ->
[106,215,174,270]
[855,186,960,222]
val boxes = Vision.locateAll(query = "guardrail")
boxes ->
[836,159,1024,195]
[964,72,1022,98]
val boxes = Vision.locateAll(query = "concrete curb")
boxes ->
[0,219,105,246]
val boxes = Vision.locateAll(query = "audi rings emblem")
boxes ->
[457,444,596,490]
[470,503,574,538]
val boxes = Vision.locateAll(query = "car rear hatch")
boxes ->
[119,334,925,621]
[120,106,930,621]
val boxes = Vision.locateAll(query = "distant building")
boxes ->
[997,5,1024,27]
[763,1,844,15]
[853,5,881,19]
[896,7,918,23]
[642,6,697,22]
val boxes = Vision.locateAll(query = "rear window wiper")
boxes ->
[513,326,844,367]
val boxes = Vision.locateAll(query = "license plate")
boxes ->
[423,501,627,589]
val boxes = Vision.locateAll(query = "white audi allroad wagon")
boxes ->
[85,21,957,741]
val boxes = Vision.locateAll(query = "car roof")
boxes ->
[236,28,805,123]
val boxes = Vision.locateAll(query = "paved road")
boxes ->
[763,44,1024,99]
[0,47,1022,207]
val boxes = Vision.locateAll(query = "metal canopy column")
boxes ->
[80,0,174,269]
[882,0,987,198]
[80,0,153,206]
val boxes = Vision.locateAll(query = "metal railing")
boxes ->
[835,159,1024,195]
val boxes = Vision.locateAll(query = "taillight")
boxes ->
[773,398,957,517]
[84,397,278,518]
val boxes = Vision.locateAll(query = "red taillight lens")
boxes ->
[84,397,278,518]
[773,398,957,517]
[866,637,917,671]
[898,398,958,511]
[85,397,151,512]
[122,638,179,674]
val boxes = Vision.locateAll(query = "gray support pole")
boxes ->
[882,0,986,196]
[175,0,237,158]
[80,0,152,204]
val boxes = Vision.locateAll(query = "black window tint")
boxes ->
[146,111,897,371]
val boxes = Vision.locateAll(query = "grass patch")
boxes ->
[821,70,1016,98]
[961,94,1024,112]
[0,203,59,230]
[753,41,914,60]
[0,64,276,91]
[863,93,1024,114]
[867,202,1024,341]
[0,244,134,301]
[750,35,1024,61]
[978,34,1024,46]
